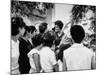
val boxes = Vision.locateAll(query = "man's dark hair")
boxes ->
[55,20,63,30]
[70,25,85,43]
[43,31,56,47]
[39,22,48,34]
[11,17,25,36]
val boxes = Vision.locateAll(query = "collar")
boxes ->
[72,43,84,48]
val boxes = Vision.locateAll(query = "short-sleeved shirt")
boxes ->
[63,43,94,71]
[40,47,57,72]
[28,48,40,73]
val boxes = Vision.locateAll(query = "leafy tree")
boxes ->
[71,5,96,33]
[11,0,54,18]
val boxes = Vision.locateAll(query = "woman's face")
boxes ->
[19,27,25,37]
[31,30,37,38]
[27,32,32,38]
[28,30,37,38]
[55,25,61,33]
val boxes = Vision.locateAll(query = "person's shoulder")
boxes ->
[19,38,27,44]
[64,45,73,55]
[43,47,54,54]
[11,40,14,44]
[40,47,49,52]
[83,46,92,51]
[28,49,39,57]
[19,37,24,42]
[42,46,50,50]
[83,46,94,55]
[29,48,39,54]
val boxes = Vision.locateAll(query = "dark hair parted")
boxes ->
[39,22,48,34]
[43,31,56,47]
[11,17,25,36]
[70,25,85,43]
[55,20,64,30]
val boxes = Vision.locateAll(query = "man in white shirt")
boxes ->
[63,25,96,71]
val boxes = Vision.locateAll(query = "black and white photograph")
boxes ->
[11,0,96,74]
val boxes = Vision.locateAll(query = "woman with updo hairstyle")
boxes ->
[18,26,32,74]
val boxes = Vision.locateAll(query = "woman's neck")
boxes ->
[36,44,43,51]
[22,36,29,41]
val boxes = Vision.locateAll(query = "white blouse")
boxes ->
[28,48,40,73]
[11,40,20,74]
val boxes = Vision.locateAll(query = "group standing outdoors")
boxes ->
[11,17,96,74]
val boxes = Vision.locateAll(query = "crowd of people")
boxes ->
[11,17,96,74]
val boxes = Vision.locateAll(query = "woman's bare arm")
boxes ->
[32,53,41,72]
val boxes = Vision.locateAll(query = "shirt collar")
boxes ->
[72,43,84,48]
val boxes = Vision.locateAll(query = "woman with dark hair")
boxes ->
[54,20,64,46]
[28,26,37,48]
[40,31,59,72]
[54,20,64,33]
[18,26,33,74]
[52,20,67,71]
[11,17,25,74]
[53,20,65,52]
[39,22,48,34]
[28,34,43,73]
[32,22,48,47]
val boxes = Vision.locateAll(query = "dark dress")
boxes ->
[18,38,32,74]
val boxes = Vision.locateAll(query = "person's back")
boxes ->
[63,25,96,71]
[64,43,94,70]
[40,46,57,72]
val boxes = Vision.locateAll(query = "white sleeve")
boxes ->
[49,51,57,66]
[27,49,39,58]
